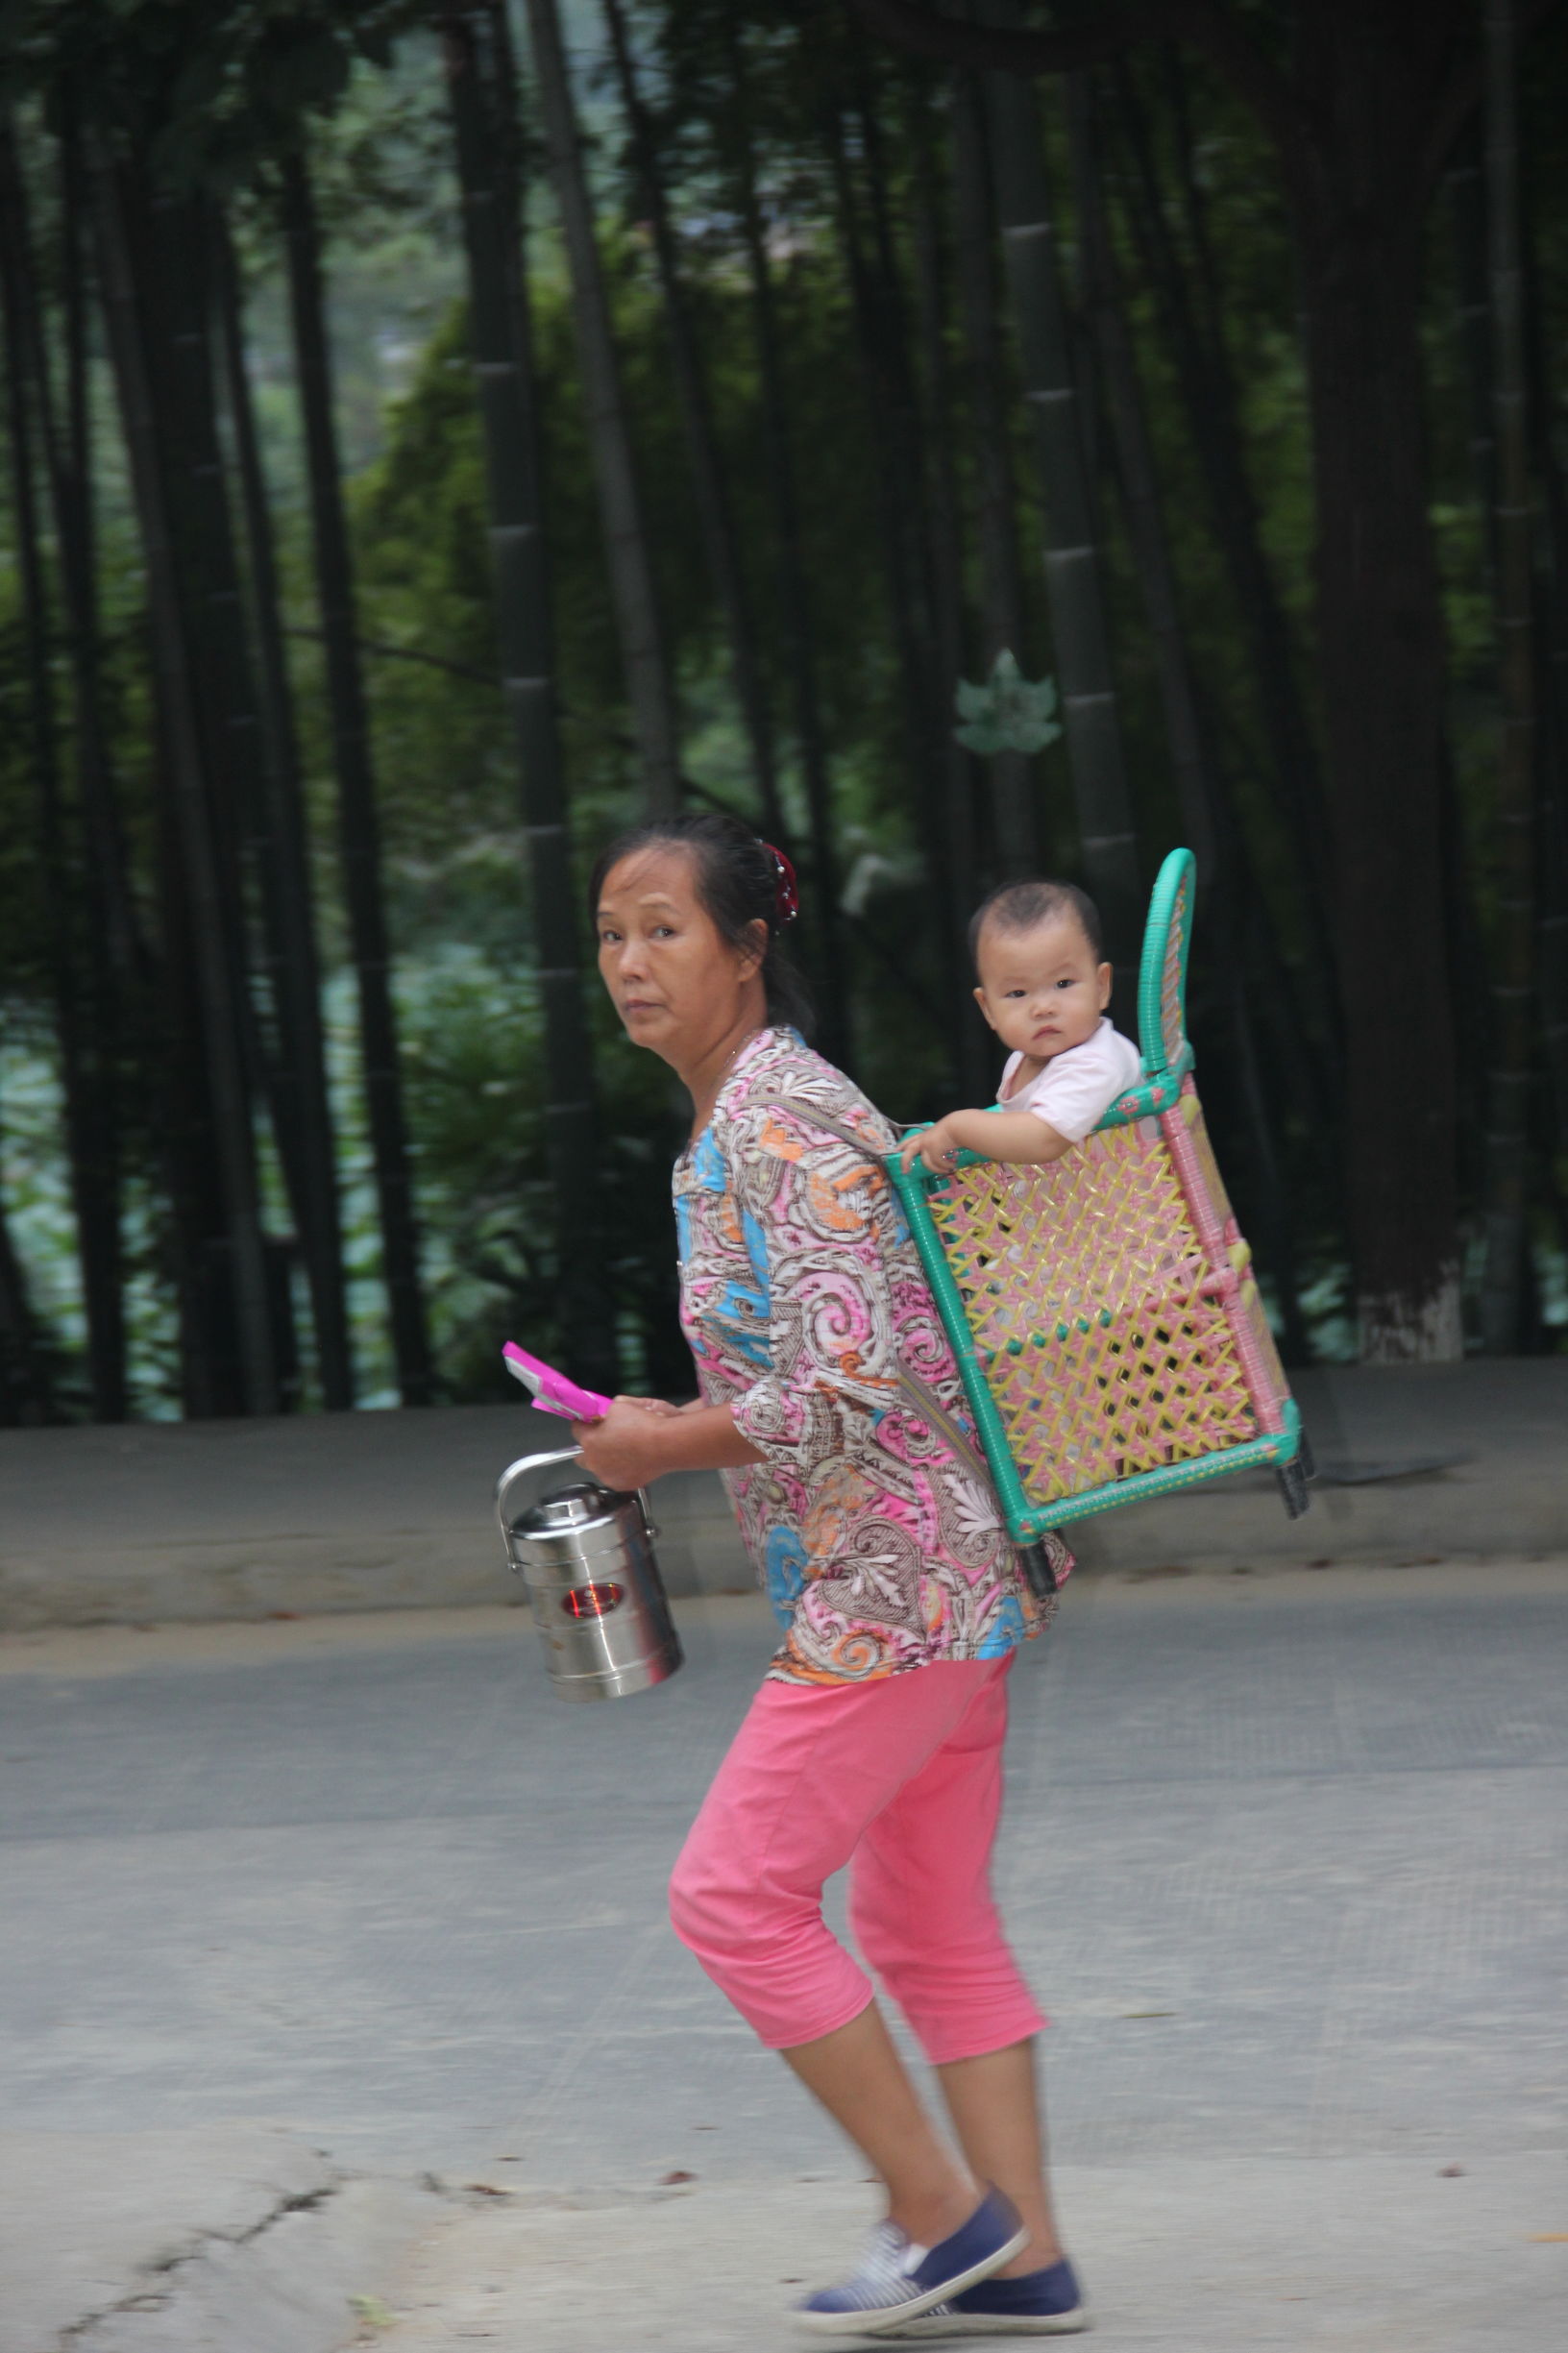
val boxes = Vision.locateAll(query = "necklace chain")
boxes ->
[718,1025,762,1082]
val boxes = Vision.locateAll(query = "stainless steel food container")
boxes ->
[496,1445,683,1702]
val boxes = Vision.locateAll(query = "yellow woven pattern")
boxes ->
[931,1117,1259,1507]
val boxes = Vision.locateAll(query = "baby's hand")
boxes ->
[898,1115,970,1176]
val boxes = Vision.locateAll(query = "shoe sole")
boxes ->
[878,2305,1090,2338]
[792,2223,1030,2338]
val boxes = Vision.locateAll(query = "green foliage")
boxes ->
[954,652,1062,757]
[5,0,1568,1418]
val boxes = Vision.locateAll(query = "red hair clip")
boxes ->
[763,841,799,924]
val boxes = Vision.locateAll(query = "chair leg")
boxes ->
[1017,1541,1059,1600]
[1275,1458,1311,1519]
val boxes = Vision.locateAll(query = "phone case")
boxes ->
[502,1342,613,1423]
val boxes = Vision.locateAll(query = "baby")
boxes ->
[898,879,1141,1176]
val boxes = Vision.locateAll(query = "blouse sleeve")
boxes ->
[723,1101,904,1473]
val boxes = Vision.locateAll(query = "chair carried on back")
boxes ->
[888,848,1311,1576]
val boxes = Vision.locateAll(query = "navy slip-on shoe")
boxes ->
[792,2190,1028,2338]
[880,2258,1090,2337]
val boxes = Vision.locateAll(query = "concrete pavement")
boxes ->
[2,1360,1566,1629]
[2,1559,1565,2347]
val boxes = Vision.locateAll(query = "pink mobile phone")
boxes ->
[502,1341,613,1423]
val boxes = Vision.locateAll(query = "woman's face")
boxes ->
[596,845,765,1068]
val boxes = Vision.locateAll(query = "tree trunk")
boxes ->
[0,114,128,1420]
[951,67,1035,877]
[443,0,617,1396]
[825,108,949,926]
[979,4,1141,968]
[1066,76,1216,879]
[1067,75,1310,1359]
[56,96,140,987]
[92,149,278,1414]
[150,186,307,1407]
[723,6,850,1066]
[281,147,433,1407]
[1113,60,1336,986]
[1523,159,1568,1146]
[907,91,989,1094]
[522,0,681,817]
[600,0,783,843]
[0,1121,57,1424]
[209,204,355,1409]
[1296,214,1458,1357]
[1447,125,1498,593]
[1475,0,1536,1353]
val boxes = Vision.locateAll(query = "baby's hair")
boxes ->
[968,878,1105,974]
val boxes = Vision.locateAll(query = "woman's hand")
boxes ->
[571,1395,764,1486]
[571,1397,680,1491]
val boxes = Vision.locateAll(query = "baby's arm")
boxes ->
[897,1107,1073,1175]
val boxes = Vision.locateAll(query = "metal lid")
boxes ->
[511,1478,624,1541]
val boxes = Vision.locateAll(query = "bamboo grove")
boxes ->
[0,0,1565,1425]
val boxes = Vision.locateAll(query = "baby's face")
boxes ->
[974,914,1112,1064]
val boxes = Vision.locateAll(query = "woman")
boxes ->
[573,813,1086,2339]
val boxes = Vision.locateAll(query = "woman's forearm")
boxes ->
[573,1396,762,1490]
[650,1401,764,1471]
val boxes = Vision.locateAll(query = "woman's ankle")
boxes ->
[886,2176,981,2251]
[995,2223,1065,2278]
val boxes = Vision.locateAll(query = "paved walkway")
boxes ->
[5,1360,1568,1628]
[2,1561,1565,2347]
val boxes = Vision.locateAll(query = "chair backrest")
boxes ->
[888,848,1303,1538]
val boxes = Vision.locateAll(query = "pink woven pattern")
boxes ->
[929,1115,1259,1508]
[1167,1085,1290,1424]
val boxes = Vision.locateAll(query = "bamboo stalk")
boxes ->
[281,147,433,1407]
[824,108,948,920]
[209,204,355,1410]
[723,2,850,1065]
[0,112,127,1420]
[1113,58,1335,996]
[977,2,1140,968]
[951,65,1035,877]
[600,0,784,844]
[92,150,278,1415]
[1478,0,1537,1354]
[522,0,681,817]
[443,0,617,1396]
[906,86,988,1095]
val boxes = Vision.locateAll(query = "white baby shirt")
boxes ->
[997,1017,1142,1142]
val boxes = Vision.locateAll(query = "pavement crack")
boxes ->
[58,2177,342,2347]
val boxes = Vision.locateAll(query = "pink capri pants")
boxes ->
[668,1655,1046,2062]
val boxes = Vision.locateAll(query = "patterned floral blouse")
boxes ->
[674,1027,1069,1685]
